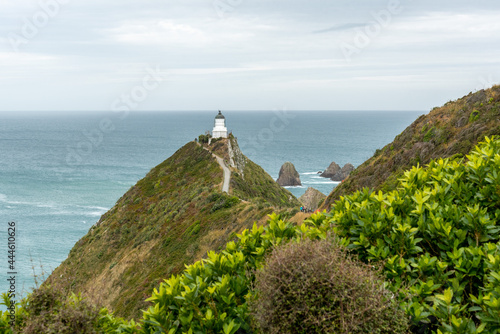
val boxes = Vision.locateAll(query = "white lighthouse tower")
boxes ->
[212,110,228,139]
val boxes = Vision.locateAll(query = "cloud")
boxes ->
[106,20,212,47]
[0,1,500,111]
[312,23,367,34]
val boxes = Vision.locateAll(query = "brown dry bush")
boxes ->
[251,239,409,334]
[16,284,101,334]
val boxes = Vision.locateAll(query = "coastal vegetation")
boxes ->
[138,136,500,333]
[2,88,500,333]
[3,135,500,333]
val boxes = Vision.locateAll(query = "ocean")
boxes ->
[0,110,423,299]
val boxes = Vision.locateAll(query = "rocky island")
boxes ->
[320,161,354,181]
[276,161,302,187]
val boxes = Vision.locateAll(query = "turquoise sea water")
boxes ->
[0,110,423,299]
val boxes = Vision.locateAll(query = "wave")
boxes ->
[86,210,107,217]
[301,172,322,175]
[0,194,108,217]
[0,193,38,206]
[76,205,109,211]
[36,203,57,209]
[283,185,306,189]
[305,181,340,185]
[53,206,108,217]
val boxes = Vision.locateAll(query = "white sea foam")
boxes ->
[51,205,108,217]
[87,211,106,217]
[301,172,322,175]
[0,194,37,206]
[37,203,56,208]
[77,205,109,211]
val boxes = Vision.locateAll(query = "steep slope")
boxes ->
[48,139,299,319]
[321,85,500,210]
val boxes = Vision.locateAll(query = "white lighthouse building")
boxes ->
[212,110,228,139]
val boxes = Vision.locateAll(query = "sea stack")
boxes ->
[320,161,354,181]
[331,163,355,181]
[320,162,341,179]
[276,162,302,187]
[299,187,326,210]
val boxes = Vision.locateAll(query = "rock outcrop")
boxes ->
[276,162,301,186]
[331,163,355,181]
[299,187,326,210]
[320,162,341,179]
[320,162,354,181]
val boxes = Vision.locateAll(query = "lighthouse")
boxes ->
[212,110,228,139]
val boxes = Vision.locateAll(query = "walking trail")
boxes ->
[214,155,230,193]
[196,141,230,193]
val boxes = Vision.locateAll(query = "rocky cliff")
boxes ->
[47,138,300,319]
[321,85,500,210]
[276,162,302,186]
[299,187,326,210]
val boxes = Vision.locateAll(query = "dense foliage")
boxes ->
[141,214,298,333]
[251,239,409,334]
[328,136,500,333]
[139,136,500,334]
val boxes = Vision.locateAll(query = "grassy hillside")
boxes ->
[47,139,299,319]
[321,85,500,210]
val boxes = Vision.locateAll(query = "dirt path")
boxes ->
[197,141,230,193]
[214,155,230,193]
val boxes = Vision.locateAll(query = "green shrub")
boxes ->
[141,214,299,334]
[0,284,139,333]
[423,126,435,142]
[328,136,500,333]
[210,194,240,213]
[469,109,480,122]
[251,238,409,334]
[198,134,211,144]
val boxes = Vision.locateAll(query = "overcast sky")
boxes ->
[1,0,499,112]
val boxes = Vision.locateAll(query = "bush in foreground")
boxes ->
[251,238,409,334]
[328,136,500,333]
[0,284,138,334]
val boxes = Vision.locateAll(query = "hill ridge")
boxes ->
[48,136,300,318]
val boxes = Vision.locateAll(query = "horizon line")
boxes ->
[0,109,427,114]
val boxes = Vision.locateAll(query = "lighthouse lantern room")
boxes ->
[212,110,228,139]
